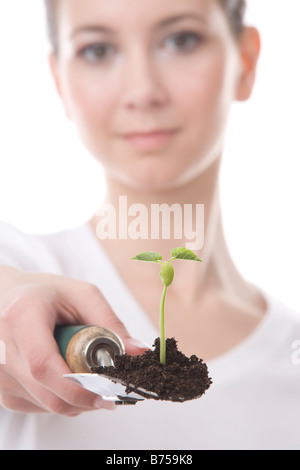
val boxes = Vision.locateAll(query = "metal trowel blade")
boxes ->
[63,373,158,404]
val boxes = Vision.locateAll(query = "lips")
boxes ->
[121,129,179,151]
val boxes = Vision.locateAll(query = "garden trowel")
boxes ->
[55,325,158,405]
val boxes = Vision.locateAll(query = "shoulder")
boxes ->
[267,293,300,329]
[263,291,300,367]
[0,221,88,273]
[263,291,300,344]
[0,221,47,267]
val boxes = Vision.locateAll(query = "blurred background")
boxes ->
[0,0,299,311]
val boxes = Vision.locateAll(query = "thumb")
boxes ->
[60,279,149,356]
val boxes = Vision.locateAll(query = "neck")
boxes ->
[104,159,219,256]
[91,157,255,303]
[90,157,267,361]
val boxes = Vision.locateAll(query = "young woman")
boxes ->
[0,0,299,450]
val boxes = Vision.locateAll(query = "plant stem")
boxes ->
[160,284,168,366]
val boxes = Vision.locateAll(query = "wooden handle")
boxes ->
[54,325,125,373]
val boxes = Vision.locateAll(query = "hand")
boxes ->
[0,266,146,415]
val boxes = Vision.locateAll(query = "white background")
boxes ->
[0,1,299,311]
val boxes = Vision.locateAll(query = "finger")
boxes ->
[0,370,45,411]
[59,280,149,355]
[7,300,110,413]
[0,320,50,411]
[2,322,104,415]
[0,394,47,413]
[25,351,117,414]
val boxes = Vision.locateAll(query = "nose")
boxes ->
[119,48,169,112]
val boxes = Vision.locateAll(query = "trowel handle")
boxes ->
[54,325,125,373]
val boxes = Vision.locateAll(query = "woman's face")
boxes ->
[52,0,247,191]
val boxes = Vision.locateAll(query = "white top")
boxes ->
[0,221,300,450]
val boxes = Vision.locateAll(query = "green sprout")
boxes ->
[132,247,202,366]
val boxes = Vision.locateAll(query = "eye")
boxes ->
[78,43,115,63]
[162,31,204,53]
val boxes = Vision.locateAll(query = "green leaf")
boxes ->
[170,247,203,262]
[132,251,163,262]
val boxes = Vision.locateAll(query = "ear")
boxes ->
[235,27,261,102]
[48,52,71,120]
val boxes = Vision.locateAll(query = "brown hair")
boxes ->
[44,0,246,53]
[219,0,246,36]
[44,0,58,52]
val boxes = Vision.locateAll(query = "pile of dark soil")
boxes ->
[91,337,212,402]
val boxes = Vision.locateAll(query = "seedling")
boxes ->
[132,247,202,366]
